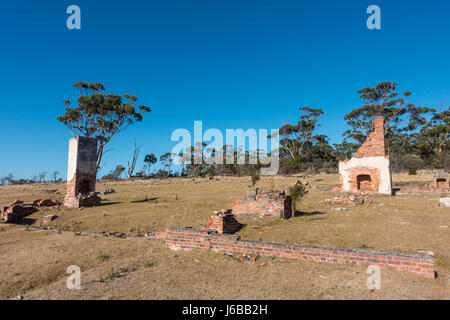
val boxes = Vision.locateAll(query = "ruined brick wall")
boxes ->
[204,210,241,234]
[64,137,100,208]
[1,203,36,223]
[232,190,292,218]
[338,117,392,195]
[435,178,449,188]
[151,227,436,279]
[434,171,449,189]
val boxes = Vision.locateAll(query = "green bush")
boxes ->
[408,165,418,175]
[289,181,308,215]
[251,173,260,187]
[104,267,119,281]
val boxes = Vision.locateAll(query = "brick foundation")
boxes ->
[149,228,436,279]
[1,204,37,223]
[64,192,101,208]
[232,189,292,218]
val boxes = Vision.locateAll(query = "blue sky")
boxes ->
[1,0,449,179]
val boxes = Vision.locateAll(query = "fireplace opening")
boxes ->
[357,174,372,191]
[78,179,91,195]
[436,178,448,188]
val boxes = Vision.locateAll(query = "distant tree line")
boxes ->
[2,81,447,184]
[0,171,63,185]
[109,81,446,179]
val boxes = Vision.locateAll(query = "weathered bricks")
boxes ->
[151,227,436,279]
[353,117,386,158]
[338,117,392,195]
[434,171,449,189]
[1,204,37,223]
[204,210,241,234]
[232,189,292,218]
[42,214,58,224]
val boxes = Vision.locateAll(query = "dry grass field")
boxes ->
[0,172,449,300]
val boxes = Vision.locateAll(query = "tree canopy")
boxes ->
[57,81,150,169]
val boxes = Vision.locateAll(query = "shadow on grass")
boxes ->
[293,210,326,217]
[393,181,429,187]
[129,197,159,203]
[97,201,123,206]
[235,223,246,233]
[15,218,37,225]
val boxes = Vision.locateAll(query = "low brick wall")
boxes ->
[232,190,292,218]
[150,227,436,279]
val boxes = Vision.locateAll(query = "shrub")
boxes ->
[289,181,308,215]
[251,173,260,187]
[98,251,109,261]
[104,267,119,281]
[408,165,418,175]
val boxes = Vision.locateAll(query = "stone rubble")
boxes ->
[325,195,374,206]
[42,214,58,224]
[439,197,450,207]
[104,188,115,195]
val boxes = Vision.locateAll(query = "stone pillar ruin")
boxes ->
[64,137,101,208]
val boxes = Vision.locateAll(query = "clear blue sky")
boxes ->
[1,0,449,179]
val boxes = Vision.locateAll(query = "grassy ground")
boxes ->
[0,172,449,299]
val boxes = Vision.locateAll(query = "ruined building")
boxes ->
[64,137,101,208]
[232,189,292,218]
[434,170,449,189]
[338,117,392,195]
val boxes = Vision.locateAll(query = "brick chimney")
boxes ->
[353,117,386,158]
[373,116,385,132]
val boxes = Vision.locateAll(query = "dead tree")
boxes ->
[127,139,143,179]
